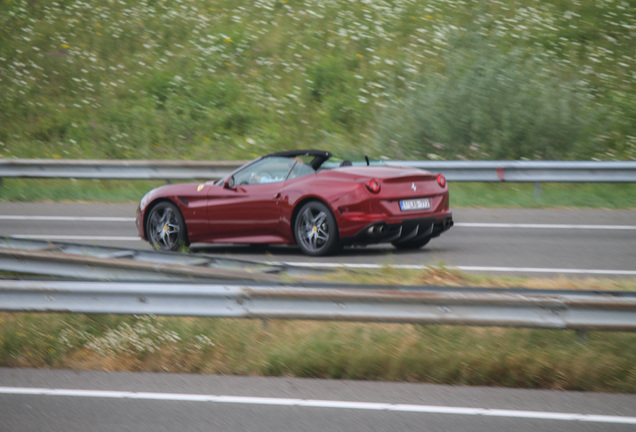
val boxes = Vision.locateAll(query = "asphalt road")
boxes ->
[1,202,635,276]
[1,368,635,432]
[1,202,634,277]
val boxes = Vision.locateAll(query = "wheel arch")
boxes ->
[290,196,338,242]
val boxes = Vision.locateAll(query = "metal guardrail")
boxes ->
[386,160,636,183]
[0,159,241,180]
[1,280,635,331]
[1,159,635,182]
[2,238,635,331]
[0,238,308,282]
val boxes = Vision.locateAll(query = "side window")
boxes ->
[288,160,316,179]
[233,157,294,185]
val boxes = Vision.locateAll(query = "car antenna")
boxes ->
[365,155,370,166]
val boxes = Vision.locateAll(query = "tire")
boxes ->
[294,201,340,256]
[392,237,431,250]
[145,201,189,251]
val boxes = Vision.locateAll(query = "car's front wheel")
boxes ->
[294,201,340,256]
[145,201,189,251]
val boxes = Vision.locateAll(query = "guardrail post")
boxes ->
[534,182,542,199]
[577,329,587,344]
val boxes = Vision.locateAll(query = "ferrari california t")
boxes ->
[136,150,453,256]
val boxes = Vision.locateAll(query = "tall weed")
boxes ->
[375,36,610,160]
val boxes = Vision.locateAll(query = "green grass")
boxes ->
[1,0,634,161]
[1,178,634,209]
[0,179,163,203]
[1,313,635,392]
[450,182,636,209]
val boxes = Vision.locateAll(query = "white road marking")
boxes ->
[0,387,634,424]
[456,266,636,276]
[0,215,135,222]
[269,262,636,276]
[11,235,140,241]
[455,222,636,230]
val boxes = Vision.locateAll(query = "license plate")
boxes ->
[399,198,431,211]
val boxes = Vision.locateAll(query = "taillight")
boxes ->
[437,173,446,188]
[365,179,381,193]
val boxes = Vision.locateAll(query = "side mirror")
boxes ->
[224,176,236,189]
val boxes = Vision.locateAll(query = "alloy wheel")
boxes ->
[295,201,339,256]
[146,202,187,251]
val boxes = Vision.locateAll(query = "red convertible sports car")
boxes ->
[136,150,453,256]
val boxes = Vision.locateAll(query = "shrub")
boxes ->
[375,36,610,160]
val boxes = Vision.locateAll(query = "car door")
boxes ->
[206,157,292,239]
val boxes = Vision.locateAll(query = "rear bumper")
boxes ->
[341,214,454,246]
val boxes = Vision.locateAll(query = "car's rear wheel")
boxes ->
[145,201,189,251]
[392,237,431,250]
[294,201,340,256]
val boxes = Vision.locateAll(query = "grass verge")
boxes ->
[2,178,635,209]
[0,179,163,203]
[320,265,636,292]
[1,314,634,393]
